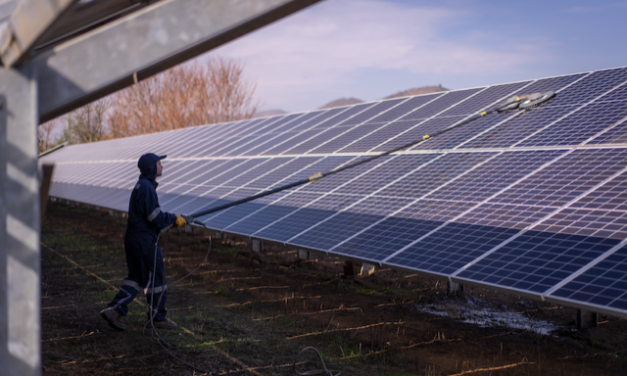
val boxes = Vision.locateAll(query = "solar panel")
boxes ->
[42,66,627,319]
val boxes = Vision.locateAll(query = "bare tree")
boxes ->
[108,57,258,138]
[61,98,110,144]
[205,57,258,123]
[38,117,62,153]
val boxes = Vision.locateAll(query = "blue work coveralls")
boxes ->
[108,154,176,322]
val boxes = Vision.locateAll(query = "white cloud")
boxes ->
[211,0,548,110]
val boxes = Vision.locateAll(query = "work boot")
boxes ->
[100,307,126,331]
[153,319,177,329]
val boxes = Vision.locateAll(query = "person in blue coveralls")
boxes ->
[100,153,186,331]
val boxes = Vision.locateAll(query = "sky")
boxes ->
[207,0,627,113]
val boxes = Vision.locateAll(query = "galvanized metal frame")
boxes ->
[0,64,40,376]
[0,0,78,67]
[0,0,321,374]
[34,0,321,122]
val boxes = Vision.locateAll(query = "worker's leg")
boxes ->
[107,251,145,316]
[144,243,168,322]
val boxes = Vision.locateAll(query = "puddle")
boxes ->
[418,297,558,335]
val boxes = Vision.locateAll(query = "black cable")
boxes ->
[294,346,340,376]
[143,228,215,375]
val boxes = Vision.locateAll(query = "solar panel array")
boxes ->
[42,66,627,318]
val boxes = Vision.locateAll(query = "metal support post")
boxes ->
[576,309,598,330]
[252,239,262,253]
[447,281,463,294]
[298,249,310,260]
[0,66,41,376]
[359,263,376,276]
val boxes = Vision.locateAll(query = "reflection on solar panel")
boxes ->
[42,66,627,319]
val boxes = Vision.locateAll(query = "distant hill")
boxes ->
[383,85,448,100]
[263,86,447,116]
[319,97,364,109]
[252,109,288,118]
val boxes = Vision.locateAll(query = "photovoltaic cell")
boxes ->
[244,157,321,189]
[241,112,325,156]
[275,108,378,154]
[398,88,482,120]
[299,155,393,194]
[571,171,627,211]
[550,245,627,310]
[309,121,393,154]
[372,115,466,152]
[195,159,263,186]
[272,156,357,188]
[166,186,235,214]
[428,150,565,202]
[254,194,362,242]
[367,94,444,123]
[460,106,576,149]
[225,192,319,235]
[596,82,627,105]
[518,102,627,147]
[291,125,356,155]
[159,160,208,184]
[488,149,627,207]
[339,98,407,126]
[533,208,627,240]
[223,114,307,156]
[305,99,413,154]
[456,231,620,294]
[441,81,531,117]
[387,222,521,275]
[553,68,627,106]
[337,120,421,153]
[586,117,627,145]
[377,152,492,199]
[290,196,415,251]
[335,154,438,196]
[455,203,556,230]
[261,108,350,156]
[518,74,588,98]
[332,199,477,261]
[221,158,291,187]
[43,66,627,318]
[193,187,260,223]
[202,190,288,230]
[434,72,589,150]
[284,102,405,155]
[197,119,277,157]
[410,111,516,151]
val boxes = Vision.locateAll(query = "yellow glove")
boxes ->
[175,214,186,228]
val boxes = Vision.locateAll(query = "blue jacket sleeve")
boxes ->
[140,185,176,230]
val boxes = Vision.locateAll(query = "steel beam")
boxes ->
[0,66,41,376]
[34,0,321,123]
[31,0,162,53]
[0,0,78,67]
[0,1,18,26]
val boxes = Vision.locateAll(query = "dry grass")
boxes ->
[40,202,627,376]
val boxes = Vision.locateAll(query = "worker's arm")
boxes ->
[140,185,177,230]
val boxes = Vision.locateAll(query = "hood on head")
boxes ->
[138,153,166,180]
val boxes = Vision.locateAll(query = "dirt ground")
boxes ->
[40,201,627,375]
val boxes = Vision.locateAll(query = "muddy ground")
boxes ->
[40,201,627,375]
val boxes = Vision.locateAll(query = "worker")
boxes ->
[100,153,186,331]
